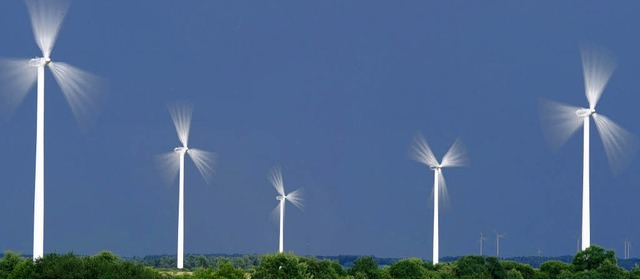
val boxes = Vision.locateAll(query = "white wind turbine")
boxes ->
[540,44,636,251]
[269,167,303,253]
[495,232,506,257]
[0,0,104,260]
[158,103,214,269]
[479,233,486,256]
[412,134,468,264]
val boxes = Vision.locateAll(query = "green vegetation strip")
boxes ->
[1,246,640,278]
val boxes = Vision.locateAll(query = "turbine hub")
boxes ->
[276,196,284,201]
[575,108,595,117]
[174,147,188,153]
[29,57,49,67]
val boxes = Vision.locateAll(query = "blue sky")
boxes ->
[1,1,639,259]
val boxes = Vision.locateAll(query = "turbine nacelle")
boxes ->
[575,108,595,118]
[276,196,284,201]
[29,57,51,67]
[429,165,442,171]
[174,147,188,154]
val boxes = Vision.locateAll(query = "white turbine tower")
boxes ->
[495,232,506,257]
[0,0,104,260]
[540,44,636,251]
[269,167,303,253]
[412,134,468,264]
[158,103,214,269]
[624,239,631,259]
[479,233,486,256]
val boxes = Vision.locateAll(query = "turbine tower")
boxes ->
[540,44,636,251]
[625,240,631,259]
[496,232,506,257]
[269,167,303,253]
[480,233,486,256]
[0,0,104,260]
[159,103,214,269]
[412,134,468,264]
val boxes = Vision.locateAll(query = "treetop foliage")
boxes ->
[0,245,637,279]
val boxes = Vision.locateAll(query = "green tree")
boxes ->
[349,256,380,279]
[330,260,347,277]
[572,245,616,272]
[539,261,572,279]
[196,255,210,269]
[631,265,640,279]
[595,258,628,279]
[501,261,535,279]
[435,263,457,279]
[505,269,524,279]
[34,252,87,278]
[564,270,599,279]
[193,267,217,279]
[379,266,392,279]
[215,262,245,279]
[486,257,506,279]
[300,257,342,279]
[250,253,310,279]
[389,258,426,279]
[84,250,120,277]
[0,251,24,278]
[8,259,35,279]
[456,256,488,278]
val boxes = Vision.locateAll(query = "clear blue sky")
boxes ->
[0,1,639,259]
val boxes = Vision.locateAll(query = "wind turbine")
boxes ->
[269,166,303,253]
[0,0,104,260]
[158,103,214,269]
[540,44,636,251]
[479,233,486,256]
[495,232,506,257]
[625,239,631,259]
[411,134,468,264]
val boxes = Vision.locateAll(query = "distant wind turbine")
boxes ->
[540,44,636,251]
[412,134,468,264]
[480,233,486,256]
[158,103,214,269]
[0,0,104,260]
[496,232,506,257]
[269,167,303,253]
[625,240,631,259]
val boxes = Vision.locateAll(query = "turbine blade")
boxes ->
[437,169,451,210]
[0,58,37,118]
[25,0,70,58]
[187,148,215,185]
[269,166,285,196]
[580,43,617,109]
[169,102,193,147]
[286,188,304,210]
[155,151,180,184]
[538,98,584,149]
[441,138,469,168]
[592,113,637,175]
[411,133,439,168]
[428,170,450,210]
[48,62,106,129]
[270,202,281,224]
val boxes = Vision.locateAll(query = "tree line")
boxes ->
[2,245,640,278]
